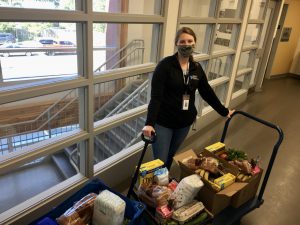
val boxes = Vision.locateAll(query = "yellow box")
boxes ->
[138,159,164,186]
[214,173,236,190]
[204,142,225,153]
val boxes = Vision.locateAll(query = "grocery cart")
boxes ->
[128,110,283,225]
[212,110,284,225]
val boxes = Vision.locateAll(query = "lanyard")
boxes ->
[182,62,190,86]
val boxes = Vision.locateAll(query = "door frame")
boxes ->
[255,0,286,91]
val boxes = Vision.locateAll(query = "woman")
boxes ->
[142,27,235,169]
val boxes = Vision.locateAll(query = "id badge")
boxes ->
[182,94,190,110]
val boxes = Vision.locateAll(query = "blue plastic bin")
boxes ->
[31,179,145,225]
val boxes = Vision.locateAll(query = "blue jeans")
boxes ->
[152,124,190,169]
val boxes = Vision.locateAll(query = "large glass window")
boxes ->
[243,24,261,46]
[93,23,160,73]
[0,0,76,10]
[219,0,243,18]
[0,89,80,156]
[93,0,162,15]
[233,73,250,93]
[94,115,146,164]
[180,0,215,17]
[203,82,228,107]
[94,73,149,122]
[0,22,79,81]
[208,55,233,80]
[238,51,251,70]
[249,0,267,20]
[0,142,81,214]
[214,24,239,52]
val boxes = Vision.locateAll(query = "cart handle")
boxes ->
[220,110,284,202]
[127,133,156,198]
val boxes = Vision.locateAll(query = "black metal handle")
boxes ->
[220,110,284,202]
[141,132,157,144]
[127,133,156,198]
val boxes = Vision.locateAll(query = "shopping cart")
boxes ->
[128,110,283,225]
[212,110,284,225]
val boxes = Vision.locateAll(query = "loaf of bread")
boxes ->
[56,193,97,225]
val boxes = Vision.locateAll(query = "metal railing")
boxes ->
[94,39,144,72]
[0,39,146,160]
[0,90,78,153]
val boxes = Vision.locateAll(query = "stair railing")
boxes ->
[104,79,148,118]
[94,39,144,72]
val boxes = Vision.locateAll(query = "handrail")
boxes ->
[0,89,76,129]
[221,110,284,202]
[94,39,144,72]
[104,79,148,118]
[108,47,144,70]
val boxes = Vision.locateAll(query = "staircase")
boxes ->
[0,39,148,178]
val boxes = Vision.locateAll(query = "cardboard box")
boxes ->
[173,149,246,215]
[231,170,263,208]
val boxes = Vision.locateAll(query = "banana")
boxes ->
[200,169,205,177]
[242,175,249,182]
[208,180,221,192]
[237,174,244,180]
[196,169,205,177]
[204,171,209,180]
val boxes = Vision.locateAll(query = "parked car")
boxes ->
[39,38,76,56]
[0,33,16,45]
[0,42,37,57]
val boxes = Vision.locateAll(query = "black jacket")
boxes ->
[146,53,229,129]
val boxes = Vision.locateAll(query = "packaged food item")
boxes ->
[182,157,202,170]
[93,190,126,225]
[213,173,236,190]
[138,159,164,186]
[172,200,205,224]
[56,193,97,225]
[169,174,203,209]
[155,205,174,223]
[167,179,178,192]
[200,157,220,174]
[204,142,225,154]
[153,167,169,186]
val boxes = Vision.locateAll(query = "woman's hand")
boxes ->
[227,109,235,118]
[142,125,155,137]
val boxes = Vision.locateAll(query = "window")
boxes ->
[0,89,80,156]
[208,55,233,80]
[218,0,243,19]
[214,24,239,52]
[0,22,79,81]
[0,142,81,214]
[94,73,149,122]
[249,0,267,20]
[243,24,261,46]
[93,23,160,73]
[0,0,76,10]
[180,0,215,17]
[93,0,162,15]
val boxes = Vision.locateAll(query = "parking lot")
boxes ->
[0,51,105,81]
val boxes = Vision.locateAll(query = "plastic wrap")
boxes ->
[169,174,203,209]
[56,193,97,225]
[93,190,126,225]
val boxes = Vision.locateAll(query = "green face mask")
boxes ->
[177,45,194,58]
